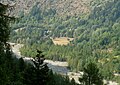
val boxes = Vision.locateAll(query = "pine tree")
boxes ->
[32,50,49,85]
[0,3,14,45]
[79,62,103,85]
[0,3,15,85]
[23,50,49,85]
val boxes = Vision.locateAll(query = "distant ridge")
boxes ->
[1,0,92,16]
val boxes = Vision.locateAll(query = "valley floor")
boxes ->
[10,42,119,85]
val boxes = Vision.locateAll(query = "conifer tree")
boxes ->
[32,50,49,85]
[79,62,103,85]
[0,3,16,85]
[0,3,14,45]
[23,50,49,85]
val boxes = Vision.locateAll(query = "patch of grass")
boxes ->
[51,37,74,45]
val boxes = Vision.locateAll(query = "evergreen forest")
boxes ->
[0,0,120,85]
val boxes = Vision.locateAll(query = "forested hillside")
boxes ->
[1,0,91,16]
[9,0,120,84]
[0,2,80,85]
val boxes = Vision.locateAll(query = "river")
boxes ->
[10,42,119,85]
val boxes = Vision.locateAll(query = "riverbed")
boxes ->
[10,42,119,85]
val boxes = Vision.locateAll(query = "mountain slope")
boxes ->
[0,0,101,16]
[9,0,120,84]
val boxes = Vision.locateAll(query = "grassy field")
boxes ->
[51,37,74,45]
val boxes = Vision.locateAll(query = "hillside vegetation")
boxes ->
[1,0,92,16]
[0,3,77,85]
[10,0,120,84]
